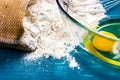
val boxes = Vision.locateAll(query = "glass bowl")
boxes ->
[56,0,120,68]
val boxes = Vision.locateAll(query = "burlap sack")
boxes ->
[0,0,34,51]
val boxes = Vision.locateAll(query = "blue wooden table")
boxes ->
[0,3,120,80]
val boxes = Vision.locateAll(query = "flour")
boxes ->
[23,0,105,68]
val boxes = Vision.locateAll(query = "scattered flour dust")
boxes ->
[23,0,105,69]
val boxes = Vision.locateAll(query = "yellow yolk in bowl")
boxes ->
[92,31,117,52]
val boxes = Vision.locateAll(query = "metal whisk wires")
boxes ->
[100,0,120,11]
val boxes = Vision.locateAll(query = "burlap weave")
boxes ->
[0,0,34,51]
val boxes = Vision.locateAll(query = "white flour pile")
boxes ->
[67,0,106,28]
[23,0,106,68]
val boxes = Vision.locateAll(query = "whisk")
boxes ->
[56,0,120,41]
[56,0,120,68]
[100,0,120,11]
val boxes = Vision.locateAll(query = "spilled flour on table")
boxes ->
[23,0,105,69]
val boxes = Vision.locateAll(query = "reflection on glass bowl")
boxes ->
[56,0,120,68]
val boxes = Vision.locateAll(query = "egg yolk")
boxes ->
[92,31,117,52]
